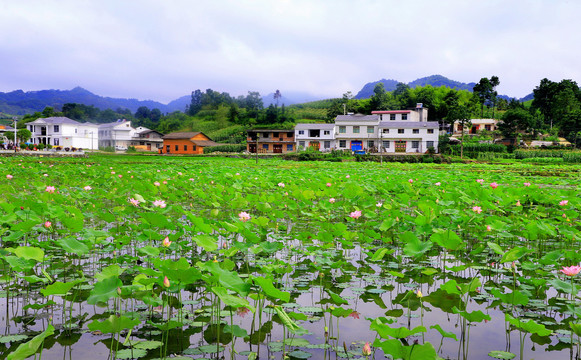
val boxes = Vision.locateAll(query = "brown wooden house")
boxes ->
[161,132,219,154]
[246,130,295,153]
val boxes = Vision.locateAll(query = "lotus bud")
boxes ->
[362,342,372,356]
[162,236,171,247]
[163,276,170,288]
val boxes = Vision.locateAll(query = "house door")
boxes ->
[395,141,406,153]
[350,141,362,151]
[249,144,257,153]
[273,144,283,153]
[310,141,320,151]
[166,145,170,153]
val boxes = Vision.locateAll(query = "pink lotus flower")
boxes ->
[524,182,531,187]
[83,185,92,190]
[376,202,383,207]
[162,236,171,247]
[237,307,250,317]
[362,342,372,356]
[349,210,362,219]
[163,180,168,184]
[163,276,170,288]
[6,175,13,180]
[44,221,51,228]
[490,182,498,189]
[408,179,413,184]
[43,174,48,177]
[561,265,581,276]
[326,182,332,187]
[45,186,56,193]
[235,173,240,176]
[486,225,492,231]
[563,213,567,218]
[472,206,482,214]
[154,181,160,186]
[278,182,285,188]
[346,175,350,179]
[118,174,122,178]
[476,179,484,184]
[153,200,166,208]
[129,198,139,206]
[111,171,115,175]
[516,200,521,206]
[435,182,441,186]
[329,198,336,203]
[348,311,360,319]
[239,211,251,222]
[178,172,183,175]
[560,200,569,206]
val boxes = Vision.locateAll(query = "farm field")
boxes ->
[0,154,580,360]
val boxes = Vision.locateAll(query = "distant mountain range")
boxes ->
[0,75,532,116]
[354,75,531,102]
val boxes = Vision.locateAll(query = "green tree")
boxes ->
[187,89,203,116]
[498,108,534,138]
[445,99,471,158]
[273,89,282,107]
[17,129,32,143]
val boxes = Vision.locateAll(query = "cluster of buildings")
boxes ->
[7,106,500,155]
[248,105,440,154]
[24,117,164,151]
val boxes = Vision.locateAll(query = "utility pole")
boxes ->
[255,132,258,165]
[13,117,17,153]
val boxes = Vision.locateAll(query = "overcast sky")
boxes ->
[1,0,579,103]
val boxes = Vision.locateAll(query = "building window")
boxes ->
[413,129,419,134]
[368,140,374,148]
[53,138,59,146]
[298,130,305,135]
[54,125,60,132]
[262,132,270,138]
[427,141,434,148]
[412,141,419,149]
[175,145,178,151]
[398,129,405,134]
[324,130,330,135]
[402,114,408,120]
[485,125,491,131]
[367,126,374,134]
[339,126,346,133]
[193,145,197,151]
[339,140,346,148]
[287,144,293,151]
[382,128,389,134]
[273,132,279,137]
[353,126,360,134]
[427,129,434,134]
[390,114,396,120]
[262,144,269,150]
[287,132,294,137]
[75,128,78,133]
[324,141,331,149]
[184,145,188,151]
[299,141,305,148]
[382,140,390,148]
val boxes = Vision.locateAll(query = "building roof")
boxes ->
[372,110,411,114]
[99,120,132,129]
[28,117,85,125]
[295,123,335,130]
[247,129,292,133]
[335,114,379,121]
[137,129,164,136]
[459,118,498,124]
[162,131,204,140]
[190,140,220,147]
[379,121,439,129]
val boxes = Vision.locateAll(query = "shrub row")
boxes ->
[203,144,246,154]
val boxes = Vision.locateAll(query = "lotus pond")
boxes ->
[1,155,580,360]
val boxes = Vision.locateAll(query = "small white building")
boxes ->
[27,117,99,150]
[98,120,135,150]
[295,123,336,151]
[453,119,498,135]
[377,121,439,153]
[130,128,164,151]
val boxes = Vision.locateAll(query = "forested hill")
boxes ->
[0,87,176,115]
[355,75,477,99]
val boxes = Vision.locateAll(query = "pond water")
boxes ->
[1,157,580,360]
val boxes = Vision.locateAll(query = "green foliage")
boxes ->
[203,144,246,153]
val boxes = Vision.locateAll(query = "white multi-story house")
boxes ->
[98,120,135,150]
[130,127,164,151]
[295,105,439,153]
[295,123,335,151]
[27,117,99,149]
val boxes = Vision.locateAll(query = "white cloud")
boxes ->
[0,0,580,103]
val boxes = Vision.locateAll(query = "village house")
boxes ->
[98,119,135,150]
[294,123,335,151]
[130,127,164,151]
[453,119,499,135]
[246,129,295,153]
[27,117,99,150]
[161,131,219,154]
[293,105,439,153]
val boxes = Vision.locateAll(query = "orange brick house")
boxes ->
[160,132,219,154]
